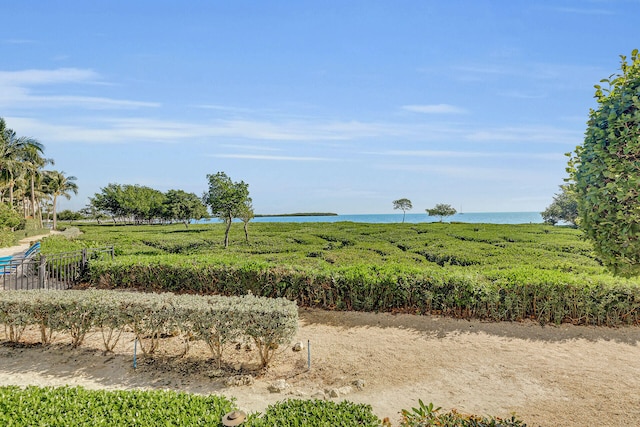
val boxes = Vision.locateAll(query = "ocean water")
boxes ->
[226,212,543,224]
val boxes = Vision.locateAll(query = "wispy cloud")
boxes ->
[369,149,564,160]
[498,90,548,99]
[9,114,582,148]
[0,68,99,85]
[0,68,159,110]
[452,62,604,88]
[549,6,615,15]
[377,163,544,182]
[1,39,37,45]
[212,154,335,161]
[402,104,467,114]
[218,143,280,152]
[465,126,581,145]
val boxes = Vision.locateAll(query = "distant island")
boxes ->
[255,213,338,217]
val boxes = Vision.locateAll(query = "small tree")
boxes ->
[203,172,250,248]
[238,198,254,244]
[426,203,457,222]
[541,185,578,226]
[570,49,640,276]
[392,198,412,223]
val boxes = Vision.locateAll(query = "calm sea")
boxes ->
[238,212,543,224]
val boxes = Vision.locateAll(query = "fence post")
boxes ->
[39,255,47,289]
[82,248,87,268]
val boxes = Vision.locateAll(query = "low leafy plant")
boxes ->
[400,400,527,427]
[248,399,382,426]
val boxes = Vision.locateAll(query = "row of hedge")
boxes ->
[87,258,640,326]
[0,386,528,427]
[0,290,298,368]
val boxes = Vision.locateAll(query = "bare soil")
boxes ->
[1,308,639,426]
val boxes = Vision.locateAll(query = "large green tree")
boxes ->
[44,170,78,230]
[163,189,209,227]
[90,183,127,223]
[203,172,250,248]
[392,198,412,223]
[570,49,640,276]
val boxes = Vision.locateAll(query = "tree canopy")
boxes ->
[569,49,640,276]
[203,172,250,248]
[426,204,457,222]
[392,198,412,223]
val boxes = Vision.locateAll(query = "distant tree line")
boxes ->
[88,184,209,227]
[87,172,255,247]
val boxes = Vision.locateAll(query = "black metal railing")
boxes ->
[0,247,114,290]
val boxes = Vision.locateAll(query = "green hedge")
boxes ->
[0,386,235,426]
[87,258,640,326]
[0,290,298,368]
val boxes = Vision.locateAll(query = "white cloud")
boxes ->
[402,104,467,114]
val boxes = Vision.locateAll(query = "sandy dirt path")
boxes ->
[0,231,58,257]
[1,308,639,426]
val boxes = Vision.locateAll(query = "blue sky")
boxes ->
[1,1,638,214]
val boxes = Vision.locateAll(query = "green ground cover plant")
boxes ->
[42,222,640,326]
[0,386,532,426]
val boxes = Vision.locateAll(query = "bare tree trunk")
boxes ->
[52,194,58,230]
[8,171,13,208]
[30,175,38,224]
[224,213,232,248]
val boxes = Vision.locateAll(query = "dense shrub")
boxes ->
[0,290,298,368]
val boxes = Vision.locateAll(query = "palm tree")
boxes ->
[20,145,53,226]
[0,119,45,208]
[44,170,78,230]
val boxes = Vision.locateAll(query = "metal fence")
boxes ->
[0,247,114,290]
